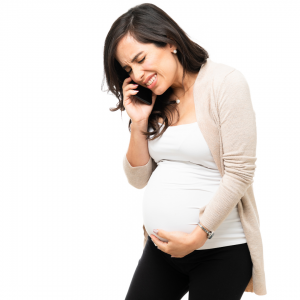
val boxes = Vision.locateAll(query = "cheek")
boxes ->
[143,61,154,70]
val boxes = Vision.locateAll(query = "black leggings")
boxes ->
[125,235,252,300]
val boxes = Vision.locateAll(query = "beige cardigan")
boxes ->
[122,58,267,295]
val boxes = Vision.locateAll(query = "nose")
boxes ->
[132,67,145,84]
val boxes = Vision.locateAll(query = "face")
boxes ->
[115,34,179,95]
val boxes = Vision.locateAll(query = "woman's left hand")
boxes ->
[150,226,208,258]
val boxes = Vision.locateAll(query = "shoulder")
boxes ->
[204,58,249,92]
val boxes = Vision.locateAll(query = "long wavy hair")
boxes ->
[102,3,209,140]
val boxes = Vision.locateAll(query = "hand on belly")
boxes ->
[143,200,201,242]
[149,228,207,258]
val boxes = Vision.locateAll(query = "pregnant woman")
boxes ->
[103,3,266,299]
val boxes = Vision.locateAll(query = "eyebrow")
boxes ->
[122,51,144,69]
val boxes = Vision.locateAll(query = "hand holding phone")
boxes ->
[119,66,153,105]
[122,76,157,123]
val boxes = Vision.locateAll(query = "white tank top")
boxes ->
[143,122,247,250]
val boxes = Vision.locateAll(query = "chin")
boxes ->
[155,86,168,96]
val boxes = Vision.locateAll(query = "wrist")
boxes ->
[188,225,208,250]
[197,221,215,240]
[131,119,148,127]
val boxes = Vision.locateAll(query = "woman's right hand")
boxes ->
[122,76,157,124]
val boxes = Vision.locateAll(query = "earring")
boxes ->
[173,49,177,54]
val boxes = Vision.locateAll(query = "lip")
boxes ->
[144,73,157,85]
[145,74,158,89]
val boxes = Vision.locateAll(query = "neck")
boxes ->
[171,64,198,99]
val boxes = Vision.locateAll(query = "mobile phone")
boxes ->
[119,66,153,105]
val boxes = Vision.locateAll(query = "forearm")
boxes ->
[126,119,150,167]
[188,223,208,250]
[123,119,154,189]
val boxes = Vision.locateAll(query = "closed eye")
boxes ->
[127,57,146,74]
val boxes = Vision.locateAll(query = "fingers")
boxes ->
[122,76,139,99]
[122,80,140,104]
[151,235,169,253]
[124,83,139,92]
[122,76,133,89]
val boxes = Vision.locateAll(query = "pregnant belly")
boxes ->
[142,164,246,247]
[142,188,212,243]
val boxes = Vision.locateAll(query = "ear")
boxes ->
[166,37,176,50]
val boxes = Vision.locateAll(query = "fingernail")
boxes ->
[153,229,158,234]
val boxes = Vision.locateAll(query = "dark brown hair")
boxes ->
[102,3,209,140]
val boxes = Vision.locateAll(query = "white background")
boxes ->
[0,0,299,299]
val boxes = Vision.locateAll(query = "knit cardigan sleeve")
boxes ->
[199,69,257,232]
[123,153,157,189]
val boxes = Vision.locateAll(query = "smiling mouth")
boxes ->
[145,74,158,88]
[145,73,157,86]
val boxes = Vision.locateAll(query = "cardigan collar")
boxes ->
[193,58,224,177]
